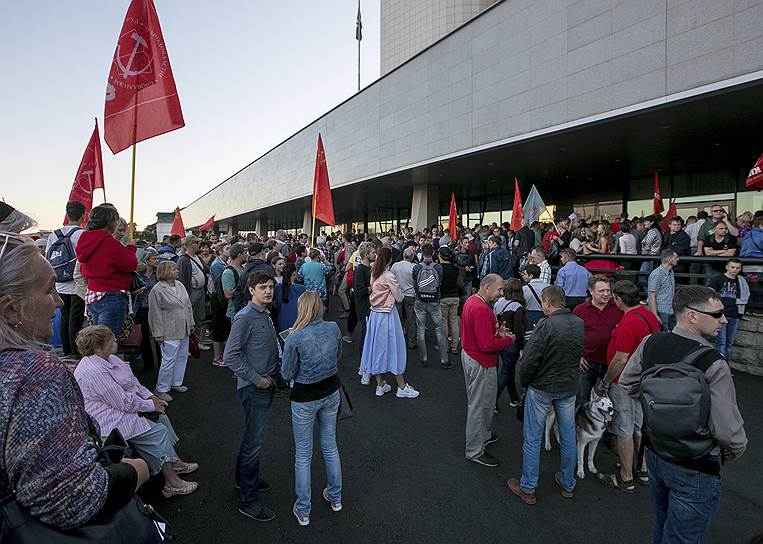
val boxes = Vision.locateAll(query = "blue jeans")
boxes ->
[640,260,654,287]
[715,317,739,359]
[291,390,342,517]
[577,360,607,406]
[658,312,676,332]
[646,450,721,544]
[236,385,274,510]
[87,292,128,339]
[496,344,520,404]
[520,387,577,493]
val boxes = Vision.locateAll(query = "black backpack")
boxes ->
[640,332,720,462]
[214,266,239,308]
[46,228,80,282]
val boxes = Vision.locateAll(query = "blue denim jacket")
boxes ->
[224,302,280,390]
[281,317,342,384]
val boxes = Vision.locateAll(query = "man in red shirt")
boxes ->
[595,280,660,493]
[460,274,514,467]
[572,275,623,405]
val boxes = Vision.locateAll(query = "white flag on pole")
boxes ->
[522,185,551,224]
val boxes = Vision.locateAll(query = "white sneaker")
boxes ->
[360,372,371,386]
[375,382,391,396]
[357,367,363,376]
[396,384,420,398]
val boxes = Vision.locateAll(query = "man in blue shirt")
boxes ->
[554,249,590,310]
[412,244,450,369]
[224,271,280,523]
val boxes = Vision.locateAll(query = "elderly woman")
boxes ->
[148,261,194,402]
[134,247,159,371]
[74,325,198,498]
[0,232,149,531]
[76,204,137,339]
[281,291,343,526]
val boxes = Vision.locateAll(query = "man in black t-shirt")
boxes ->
[702,221,737,280]
[707,258,746,360]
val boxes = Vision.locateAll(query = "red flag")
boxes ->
[653,170,664,215]
[746,152,763,191]
[198,215,215,232]
[104,0,184,154]
[171,207,185,237]
[659,199,677,233]
[65,120,105,226]
[510,177,524,231]
[448,193,458,238]
[312,134,335,226]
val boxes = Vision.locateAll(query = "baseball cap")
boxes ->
[229,242,247,259]
[248,242,264,256]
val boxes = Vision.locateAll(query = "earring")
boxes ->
[13,322,22,329]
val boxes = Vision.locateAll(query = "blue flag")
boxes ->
[356,1,362,41]
[522,185,550,225]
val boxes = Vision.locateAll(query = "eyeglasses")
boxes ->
[687,306,725,319]
[710,208,723,213]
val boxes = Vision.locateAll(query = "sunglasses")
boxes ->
[0,232,31,262]
[687,306,725,319]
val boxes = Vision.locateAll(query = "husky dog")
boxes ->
[543,391,615,479]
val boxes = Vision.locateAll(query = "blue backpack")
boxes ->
[46,228,80,282]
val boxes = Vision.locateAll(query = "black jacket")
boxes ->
[518,307,584,394]
[662,230,691,256]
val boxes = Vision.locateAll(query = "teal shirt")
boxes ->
[222,267,238,318]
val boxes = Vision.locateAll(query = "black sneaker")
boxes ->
[440,362,453,370]
[484,433,500,446]
[418,360,429,368]
[468,452,499,467]
[239,505,276,522]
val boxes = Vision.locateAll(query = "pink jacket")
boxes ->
[369,270,403,312]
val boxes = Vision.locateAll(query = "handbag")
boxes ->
[189,333,200,359]
[337,379,354,421]
[0,419,173,543]
[118,314,142,348]
[130,272,148,295]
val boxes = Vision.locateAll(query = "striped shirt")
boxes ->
[647,265,675,314]
[74,354,155,440]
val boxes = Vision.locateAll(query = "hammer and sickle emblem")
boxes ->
[115,32,150,79]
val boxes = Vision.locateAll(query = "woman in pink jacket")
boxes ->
[359,247,419,399]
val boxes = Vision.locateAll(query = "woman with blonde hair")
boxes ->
[74,325,199,498]
[148,260,194,402]
[281,291,343,527]
[360,247,419,399]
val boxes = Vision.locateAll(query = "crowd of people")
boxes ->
[0,197,760,542]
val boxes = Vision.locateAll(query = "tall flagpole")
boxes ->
[356,0,361,92]
[357,37,361,91]
[95,116,107,203]
[129,143,136,241]
[311,193,317,248]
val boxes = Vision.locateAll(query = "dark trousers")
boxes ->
[59,293,85,356]
[347,290,358,334]
[356,311,368,360]
[496,343,520,404]
[577,360,608,406]
[566,296,585,311]
[134,307,158,371]
[236,385,274,510]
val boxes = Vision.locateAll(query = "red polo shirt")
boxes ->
[572,300,623,364]
[460,295,513,367]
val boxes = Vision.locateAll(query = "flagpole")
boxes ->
[129,143,137,241]
[102,187,107,203]
[357,38,361,92]
[311,194,317,248]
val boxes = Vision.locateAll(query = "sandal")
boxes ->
[173,461,199,475]
[634,468,649,485]
[162,480,198,498]
[596,471,636,494]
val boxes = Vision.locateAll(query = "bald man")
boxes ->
[460,274,515,467]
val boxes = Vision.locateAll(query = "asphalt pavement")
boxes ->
[132,302,763,544]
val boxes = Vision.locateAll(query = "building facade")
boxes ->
[182,0,763,236]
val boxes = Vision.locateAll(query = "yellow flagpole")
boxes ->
[311,192,316,248]
[128,143,136,242]
[102,187,107,203]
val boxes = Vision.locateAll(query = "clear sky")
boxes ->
[0,0,380,230]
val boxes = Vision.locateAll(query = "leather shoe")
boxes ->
[554,471,574,498]
[507,478,537,505]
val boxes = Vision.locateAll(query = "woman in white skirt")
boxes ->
[360,247,420,399]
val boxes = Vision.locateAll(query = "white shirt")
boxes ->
[190,255,205,289]
[390,260,416,298]
[618,233,638,255]
[685,219,706,250]
[45,225,84,296]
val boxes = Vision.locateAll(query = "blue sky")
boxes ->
[0,1,380,229]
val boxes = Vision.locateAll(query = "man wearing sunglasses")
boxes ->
[620,286,747,544]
